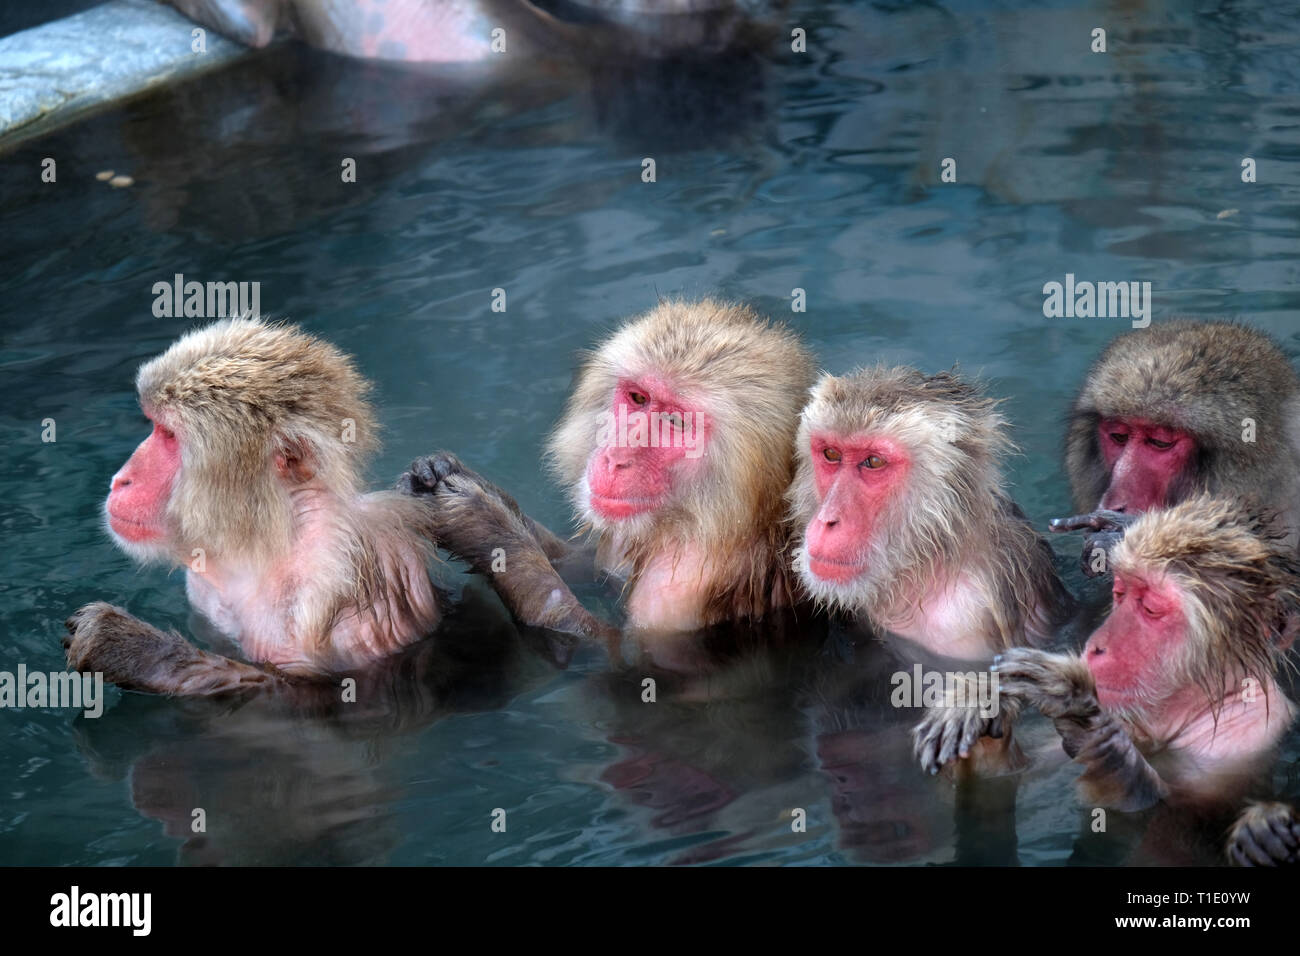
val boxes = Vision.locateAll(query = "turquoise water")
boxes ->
[2,0,1299,865]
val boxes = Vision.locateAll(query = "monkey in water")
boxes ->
[400,299,815,637]
[67,318,474,696]
[915,495,1300,864]
[787,366,1074,659]
[1053,321,1300,573]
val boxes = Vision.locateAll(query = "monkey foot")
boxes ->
[1228,801,1300,866]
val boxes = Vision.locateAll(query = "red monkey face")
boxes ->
[105,413,181,553]
[584,377,709,522]
[802,432,910,583]
[1084,569,1187,710]
[1097,417,1196,513]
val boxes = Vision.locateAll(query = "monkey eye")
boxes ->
[861,455,886,469]
[1139,600,1165,619]
[664,412,684,429]
[629,391,649,406]
[823,447,842,463]
[1145,437,1174,450]
[1109,432,1129,445]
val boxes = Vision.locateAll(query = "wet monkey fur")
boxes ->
[402,299,816,635]
[66,318,446,695]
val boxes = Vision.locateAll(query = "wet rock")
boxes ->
[0,0,247,143]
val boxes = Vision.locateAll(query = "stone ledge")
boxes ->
[0,0,247,145]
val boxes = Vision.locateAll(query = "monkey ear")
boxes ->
[1276,606,1300,652]
[274,436,317,485]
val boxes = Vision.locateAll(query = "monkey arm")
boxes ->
[65,602,288,697]
[1226,801,1300,866]
[993,647,1169,812]
[402,452,571,561]
[399,453,617,642]
[1048,510,1138,579]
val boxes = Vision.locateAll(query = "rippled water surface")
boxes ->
[2,1,1299,865]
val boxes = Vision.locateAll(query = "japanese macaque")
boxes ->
[65,318,446,696]
[1055,321,1300,569]
[915,495,1300,864]
[170,0,786,63]
[787,367,1073,659]
[401,299,815,635]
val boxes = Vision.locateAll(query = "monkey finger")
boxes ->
[418,452,465,486]
[1254,824,1295,862]
[412,456,438,487]
[1235,831,1282,867]
[912,722,943,774]
[1266,813,1300,856]
[958,716,986,758]
[937,714,971,766]
[1049,513,1109,534]
[1227,843,1252,867]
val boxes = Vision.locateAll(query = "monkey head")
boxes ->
[789,367,1011,612]
[105,317,377,567]
[1066,321,1300,518]
[548,299,813,546]
[1085,494,1298,717]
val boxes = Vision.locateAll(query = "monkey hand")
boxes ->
[1048,510,1137,578]
[912,679,1022,775]
[65,602,279,697]
[1227,801,1300,866]
[994,647,1168,810]
[991,647,1099,722]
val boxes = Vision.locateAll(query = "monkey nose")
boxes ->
[602,446,635,469]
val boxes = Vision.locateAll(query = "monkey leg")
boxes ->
[993,647,1168,811]
[65,602,286,698]
[1227,801,1300,866]
[399,453,616,642]
[1049,510,1138,579]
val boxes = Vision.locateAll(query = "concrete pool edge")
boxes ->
[0,0,249,150]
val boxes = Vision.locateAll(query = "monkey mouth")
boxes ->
[1093,683,1140,711]
[107,511,163,543]
[806,552,868,583]
[589,492,658,520]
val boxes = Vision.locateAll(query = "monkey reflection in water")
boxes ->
[71,588,563,864]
